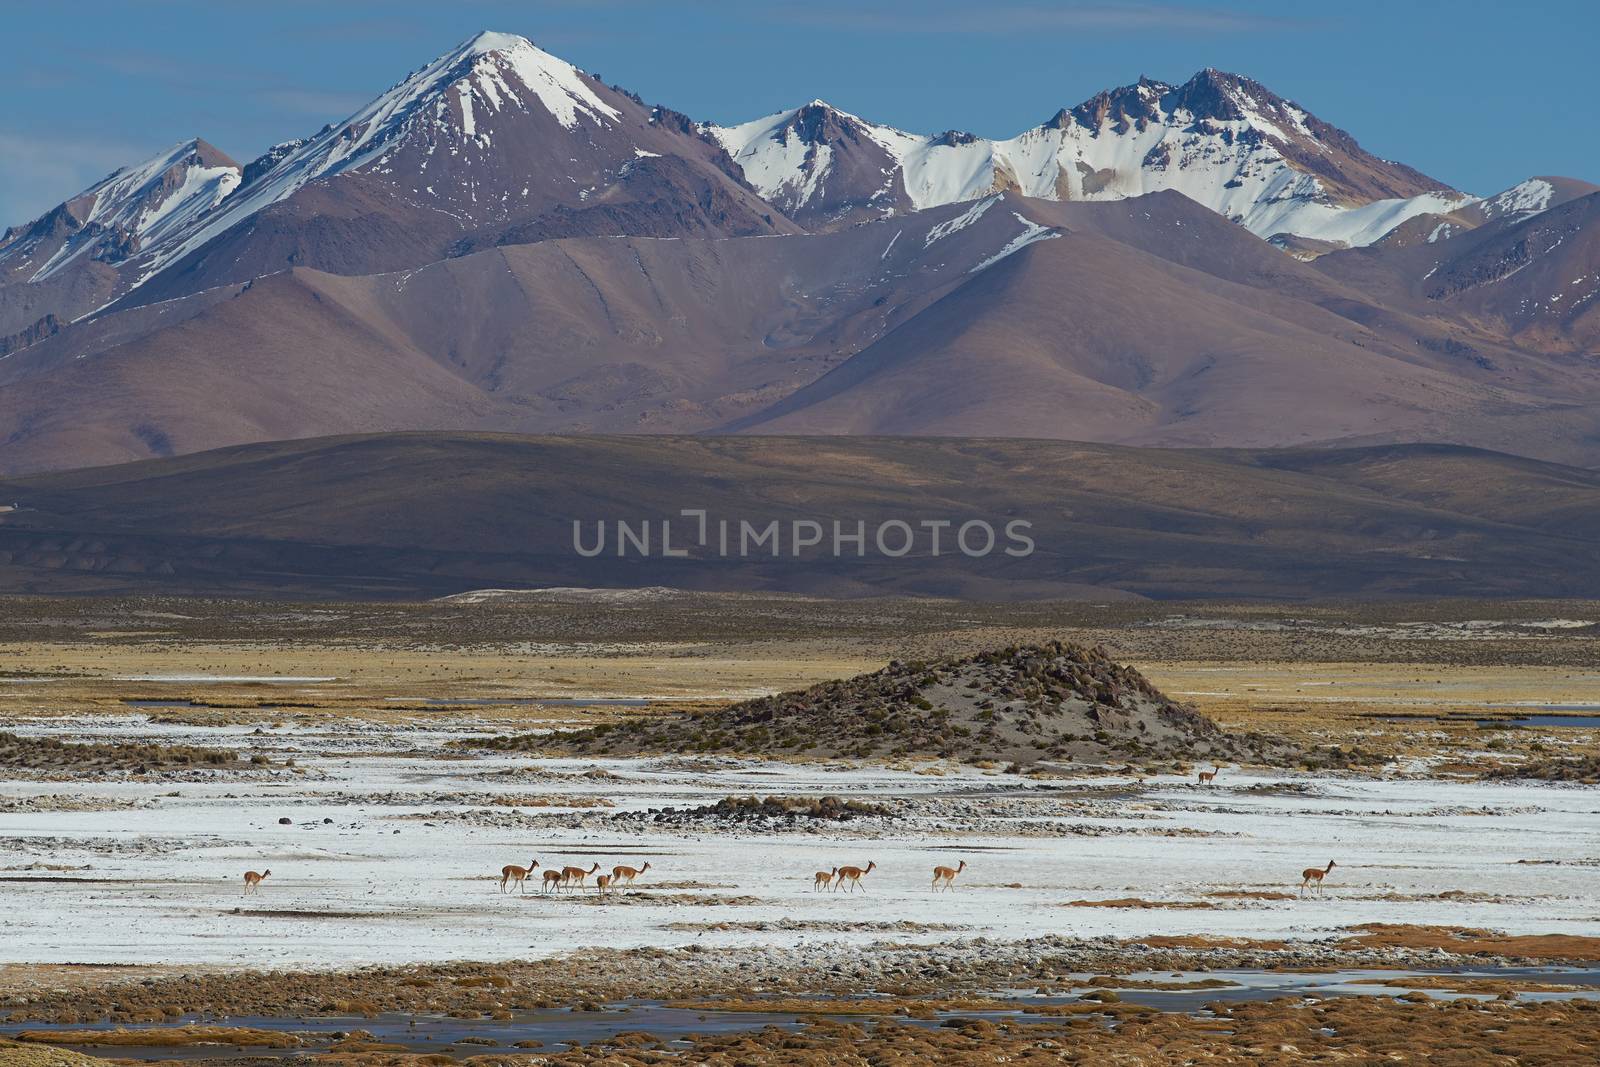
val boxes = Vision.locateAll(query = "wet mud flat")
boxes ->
[6,966,1600,1064]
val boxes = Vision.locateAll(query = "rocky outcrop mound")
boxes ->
[534,641,1277,766]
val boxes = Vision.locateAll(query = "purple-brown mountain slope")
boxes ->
[1316,184,1600,356]
[0,196,1073,470]
[1,32,1599,475]
[6,188,1600,474]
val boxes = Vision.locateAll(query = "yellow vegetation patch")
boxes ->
[1342,923,1600,960]
[0,1038,110,1066]
[16,1025,301,1048]
[1064,897,1222,909]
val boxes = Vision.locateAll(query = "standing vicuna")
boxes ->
[541,869,565,894]
[243,869,271,895]
[499,858,539,894]
[813,867,837,892]
[611,862,651,887]
[561,863,600,890]
[1197,766,1222,786]
[1299,860,1337,897]
[931,860,966,892]
[833,861,876,893]
[594,873,613,898]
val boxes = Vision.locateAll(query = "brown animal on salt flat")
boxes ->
[1300,860,1337,897]
[834,861,876,893]
[499,858,538,894]
[595,873,613,897]
[611,862,651,886]
[931,860,966,892]
[813,867,837,891]
[561,862,600,889]
[1197,766,1222,786]
[243,869,271,895]
[541,869,565,894]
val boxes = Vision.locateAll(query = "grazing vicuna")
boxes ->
[611,862,651,886]
[499,858,539,894]
[813,867,837,892]
[1300,860,1337,897]
[561,862,600,890]
[243,869,271,895]
[931,860,966,892]
[833,861,876,893]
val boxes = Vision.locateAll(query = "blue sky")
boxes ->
[4,0,1595,225]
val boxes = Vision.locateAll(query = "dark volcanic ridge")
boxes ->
[514,642,1308,767]
[11,433,1600,601]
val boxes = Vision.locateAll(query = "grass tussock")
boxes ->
[0,731,252,773]
[16,1025,300,1048]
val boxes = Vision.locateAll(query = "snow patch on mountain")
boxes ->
[1249,191,1470,248]
[709,105,998,214]
[971,213,1061,272]
[1478,178,1555,222]
[29,140,239,281]
[710,72,1470,250]
[895,141,996,211]
[708,104,847,212]
[463,31,619,131]
[925,196,998,247]
[988,113,1466,246]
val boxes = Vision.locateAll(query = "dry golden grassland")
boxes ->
[3,593,1598,781]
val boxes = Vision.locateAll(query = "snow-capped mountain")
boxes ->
[0,139,239,285]
[0,32,788,324]
[1,36,1551,323]
[146,32,645,276]
[123,30,792,305]
[709,70,1470,248]
[1463,176,1600,226]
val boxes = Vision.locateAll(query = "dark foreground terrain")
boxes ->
[5,942,1600,1066]
[5,433,1600,600]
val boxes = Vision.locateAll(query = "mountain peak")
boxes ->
[781,100,880,144]
[1471,175,1600,223]
[112,26,633,286]
[1056,68,1293,133]
[460,30,537,55]
[1,136,241,283]
[1166,67,1267,123]
[1059,76,1172,132]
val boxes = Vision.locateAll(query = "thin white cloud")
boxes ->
[255,88,371,118]
[769,2,1311,33]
